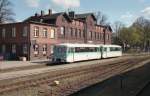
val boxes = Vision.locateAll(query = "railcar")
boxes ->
[101,45,122,58]
[52,44,101,63]
[52,43,122,63]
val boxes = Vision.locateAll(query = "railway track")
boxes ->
[0,56,150,96]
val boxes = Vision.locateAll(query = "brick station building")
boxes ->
[0,9,112,60]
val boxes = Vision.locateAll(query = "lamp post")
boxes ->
[119,74,125,96]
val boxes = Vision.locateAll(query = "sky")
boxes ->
[12,0,150,26]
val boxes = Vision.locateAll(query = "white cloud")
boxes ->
[26,0,40,8]
[138,0,146,3]
[141,7,150,19]
[52,0,80,8]
[120,12,134,20]
[120,12,138,26]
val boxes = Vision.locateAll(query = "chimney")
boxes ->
[35,13,38,17]
[69,11,75,18]
[48,9,52,15]
[41,10,44,16]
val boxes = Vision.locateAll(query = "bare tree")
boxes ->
[95,11,108,25]
[112,21,125,49]
[113,21,125,37]
[0,0,15,23]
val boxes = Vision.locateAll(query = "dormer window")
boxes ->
[62,18,65,22]
[60,27,65,36]
[40,19,43,22]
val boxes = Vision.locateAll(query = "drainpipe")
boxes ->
[84,21,88,44]
[103,28,106,45]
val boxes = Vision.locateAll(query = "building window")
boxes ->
[22,26,28,37]
[23,44,28,54]
[94,32,97,39]
[72,20,75,25]
[2,28,6,38]
[43,28,47,38]
[34,27,39,37]
[73,28,75,36]
[70,28,73,36]
[2,44,6,53]
[97,33,99,40]
[101,33,104,40]
[12,27,16,38]
[50,45,54,54]
[81,22,84,26]
[12,44,16,54]
[75,29,78,37]
[99,33,101,40]
[43,44,47,55]
[107,34,109,40]
[76,21,80,26]
[79,29,82,38]
[33,44,39,56]
[50,29,55,39]
[60,27,65,36]
[89,32,92,39]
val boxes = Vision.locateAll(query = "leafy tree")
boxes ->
[132,17,150,51]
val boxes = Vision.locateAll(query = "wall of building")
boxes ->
[0,23,30,60]
[29,23,57,60]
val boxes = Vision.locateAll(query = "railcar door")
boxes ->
[102,47,107,58]
[67,47,75,62]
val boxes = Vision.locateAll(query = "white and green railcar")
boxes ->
[52,43,122,63]
[52,44,101,63]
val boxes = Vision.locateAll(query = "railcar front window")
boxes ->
[56,47,66,53]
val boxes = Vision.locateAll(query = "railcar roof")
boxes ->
[56,43,100,47]
[55,43,121,48]
[101,45,121,47]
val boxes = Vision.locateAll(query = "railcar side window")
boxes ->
[68,48,74,53]
[103,48,107,52]
[75,47,97,53]
[110,47,121,51]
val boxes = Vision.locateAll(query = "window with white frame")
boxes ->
[2,28,6,38]
[23,44,28,54]
[42,44,47,55]
[50,45,54,54]
[50,29,55,38]
[72,20,75,25]
[60,27,65,36]
[43,28,47,38]
[33,44,39,55]
[89,32,92,39]
[107,34,109,40]
[34,27,39,37]
[12,44,16,54]
[12,27,16,37]
[22,26,28,37]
